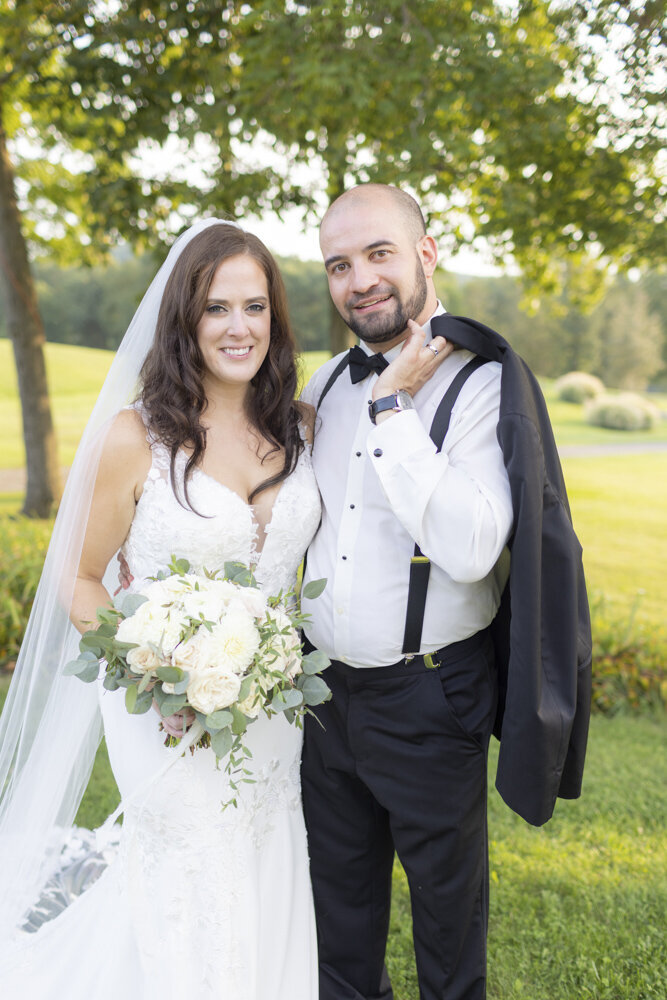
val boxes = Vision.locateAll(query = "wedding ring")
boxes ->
[426,343,439,357]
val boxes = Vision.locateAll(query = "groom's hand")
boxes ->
[372,319,453,403]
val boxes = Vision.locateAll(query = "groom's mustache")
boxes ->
[345,287,396,311]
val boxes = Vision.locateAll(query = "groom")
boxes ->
[300,183,591,1000]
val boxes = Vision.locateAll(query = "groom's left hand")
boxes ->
[372,319,453,402]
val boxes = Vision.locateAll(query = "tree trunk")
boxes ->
[0,116,60,517]
[328,300,355,356]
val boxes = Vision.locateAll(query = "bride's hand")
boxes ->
[153,701,195,738]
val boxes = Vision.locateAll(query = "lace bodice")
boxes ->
[122,420,321,599]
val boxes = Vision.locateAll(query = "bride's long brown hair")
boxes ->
[139,223,304,510]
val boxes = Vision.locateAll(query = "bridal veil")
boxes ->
[0,218,229,940]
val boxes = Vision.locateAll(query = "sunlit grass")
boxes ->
[562,453,667,626]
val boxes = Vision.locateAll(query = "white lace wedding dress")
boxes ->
[1,427,322,999]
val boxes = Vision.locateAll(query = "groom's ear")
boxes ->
[417,235,438,278]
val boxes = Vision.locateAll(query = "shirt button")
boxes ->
[349,504,355,510]
[342,555,347,560]
[373,448,383,457]
[355,451,362,457]
[336,607,344,615]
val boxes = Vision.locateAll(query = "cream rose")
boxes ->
[236,680,263,719]
[126,643,163,674]
[186,668,241,715]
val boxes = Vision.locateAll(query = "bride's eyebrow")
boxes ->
[206,295,269,305]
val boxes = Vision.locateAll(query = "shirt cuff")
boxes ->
[366,408,440,467]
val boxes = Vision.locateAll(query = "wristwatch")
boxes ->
[368,389,414,424]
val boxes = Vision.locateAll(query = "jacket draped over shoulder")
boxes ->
[432,314,593,827]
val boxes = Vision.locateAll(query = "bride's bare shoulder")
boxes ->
[95,408,152,490]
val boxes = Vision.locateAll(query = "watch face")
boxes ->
[397,390,413,409]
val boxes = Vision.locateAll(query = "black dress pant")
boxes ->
[301,630,497,1000]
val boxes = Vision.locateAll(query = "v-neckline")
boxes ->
[188,461,288,564]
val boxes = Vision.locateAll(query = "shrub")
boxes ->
[586,392,659,431]
[590,592,667,714]
[554,371,605,403]
[0,516,52,665]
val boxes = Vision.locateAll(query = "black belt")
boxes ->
[302,629,489,679]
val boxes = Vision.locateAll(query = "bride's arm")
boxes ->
[70,409,151,634]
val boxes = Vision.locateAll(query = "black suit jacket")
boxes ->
[432,314,593,827]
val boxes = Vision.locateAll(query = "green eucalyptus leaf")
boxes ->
[133,690,154,714]
[205,709,233,729]
[160,693,187,714]
[119,592,149,617]
[156,666,186,684]
[210,728,233,760]
[302,578,327,600]
[231,705,249,736]
[301,650,330,673]
[125,685,138,713]
[298,674,332,705]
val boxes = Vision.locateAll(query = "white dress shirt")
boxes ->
[301,305,513,668]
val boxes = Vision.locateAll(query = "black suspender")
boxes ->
[314,350,490,656]
[401,355,490,654]
[316,354,351,411]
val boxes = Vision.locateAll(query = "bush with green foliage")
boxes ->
[554,371,605,403]
[586,392,661,430]
[0,516,52,663]
[590,592,667,713]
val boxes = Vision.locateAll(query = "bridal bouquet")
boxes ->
[65,559,330,795]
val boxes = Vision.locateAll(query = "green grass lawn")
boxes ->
[562,453,667,627]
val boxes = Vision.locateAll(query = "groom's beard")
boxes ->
[341,257,428,346]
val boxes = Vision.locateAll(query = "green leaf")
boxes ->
[302,577,327,600]
[133,690,154,714]
[160,693,187,714]
[272,687,303,712]
[156,666,186,684]
[298,674,332,706]
[125,685,138,713]
[137,672,153,694]
[103,673,119,692]
[210,728,233,760]
[301,649,330,673]
[169,556,191,575]
[205,709,233,730]
[119,592,148,617]
[231,705,249,735]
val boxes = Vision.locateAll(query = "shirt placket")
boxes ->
[330,383,375,663]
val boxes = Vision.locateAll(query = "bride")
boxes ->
[0,220,322,997]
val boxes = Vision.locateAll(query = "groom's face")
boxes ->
[319,195,436,349]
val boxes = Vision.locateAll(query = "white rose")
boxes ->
[143,575,189,603]
[126,644,163,674]
[116,601,168,646]
[186,668,241,715]
[231,587,268,620]
[198,610,261,675]
[158,608,190,654]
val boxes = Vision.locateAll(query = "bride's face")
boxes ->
[196,254,272,390]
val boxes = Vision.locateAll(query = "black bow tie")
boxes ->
[347,345,389,384]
